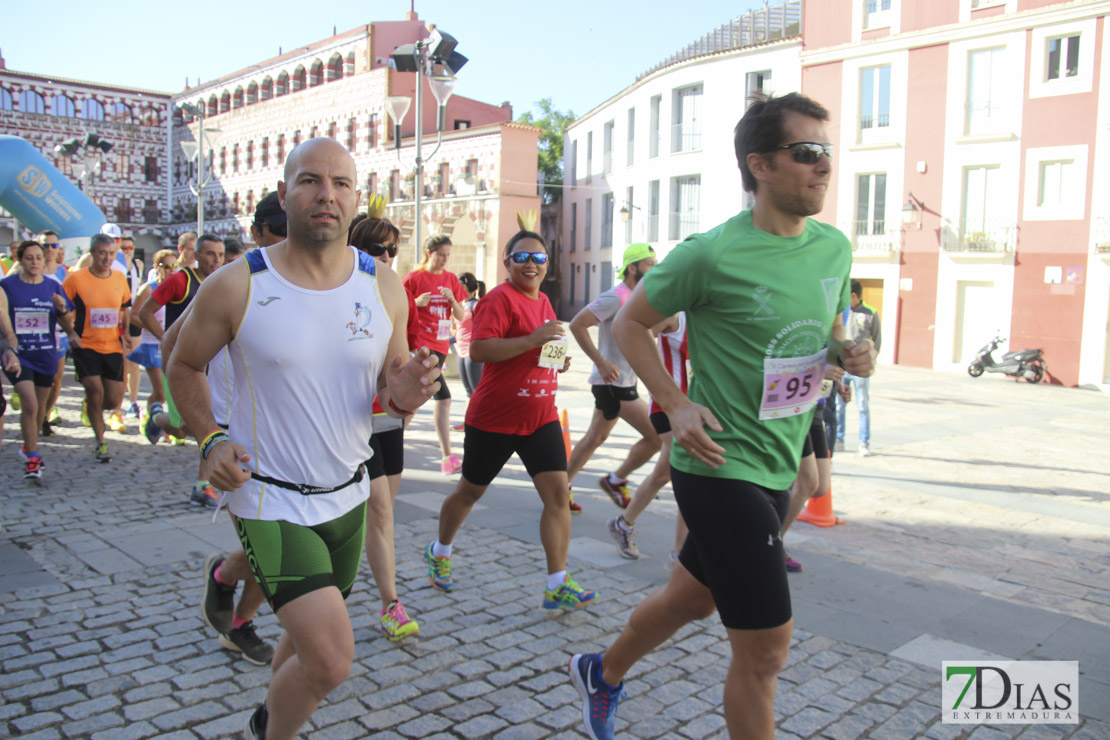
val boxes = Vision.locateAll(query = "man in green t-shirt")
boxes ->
[568,93,877,740]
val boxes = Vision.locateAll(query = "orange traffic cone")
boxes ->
[560,408,572,459]
[798,484,843,527]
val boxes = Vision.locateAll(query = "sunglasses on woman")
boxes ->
[365,243,398,258]
[764,141,834,165]
[508,251,548,265]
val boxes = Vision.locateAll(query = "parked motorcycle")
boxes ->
[967,336,1047,383]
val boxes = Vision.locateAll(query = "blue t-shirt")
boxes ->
[1,275,73,374]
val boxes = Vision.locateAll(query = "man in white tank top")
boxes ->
[167,138,441,740]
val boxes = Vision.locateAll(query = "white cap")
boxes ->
[100,223,122,239]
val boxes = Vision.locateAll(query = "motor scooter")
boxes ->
[967,336,1047,383]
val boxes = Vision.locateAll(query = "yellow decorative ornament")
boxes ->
[516,209,538,232]
[366,193,389,220]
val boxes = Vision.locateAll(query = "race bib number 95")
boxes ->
[759,350,825,420]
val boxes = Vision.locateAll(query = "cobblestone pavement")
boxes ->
[1,355,1108,739]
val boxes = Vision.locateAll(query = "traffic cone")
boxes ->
[798,484,843,527]
[560,408,572,459]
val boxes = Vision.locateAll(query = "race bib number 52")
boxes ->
[759,349,825,420]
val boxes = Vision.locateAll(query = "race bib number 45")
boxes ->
[759,349,825,420]
[89,308,118,329]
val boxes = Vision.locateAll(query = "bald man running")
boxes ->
[167,138,441,740]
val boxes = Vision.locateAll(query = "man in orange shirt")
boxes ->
[63,233,132,462]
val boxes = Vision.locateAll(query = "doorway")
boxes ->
[953,280,996,364]
[858,278,883,322]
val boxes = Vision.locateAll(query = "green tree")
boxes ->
[518,98,575,204]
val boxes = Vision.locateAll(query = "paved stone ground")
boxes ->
[1,354,1108,738]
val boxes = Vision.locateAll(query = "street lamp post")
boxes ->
[386,28,467,265]
[177,103,221,235]
[55,133,113,202]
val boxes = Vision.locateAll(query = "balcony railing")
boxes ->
[940,218,1017,253]
[1094,216,1110,253]
[671,122,702,153]
[669,211,700,241]
[850,220,899,253]
[860,112,891,130]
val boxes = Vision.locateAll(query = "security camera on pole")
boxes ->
[384,27,468,265]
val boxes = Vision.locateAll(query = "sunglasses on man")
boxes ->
[364,243,398,258]
[508,251,549,265]
[764,141,834,165]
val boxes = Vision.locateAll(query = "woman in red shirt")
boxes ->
[402,235,466,474]
[422,230,596,611]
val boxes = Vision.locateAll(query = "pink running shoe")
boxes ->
[440,454,462,474]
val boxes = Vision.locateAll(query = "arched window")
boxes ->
[80,98,105,120]
[276,72,288,96]
[327,53,343,82]
[261,77,273,100]
[309,59,323,87]
[246,81,258,105]
[107,102,131,123]
[232,86,244,109]
[18,90,45,114]
[141,107,160,127]
[219,91,231,113]
[53,94,76,117]
[0,87,12,110]
[207,95,218,116]
[292,66,306,92]
[345,51,356,76]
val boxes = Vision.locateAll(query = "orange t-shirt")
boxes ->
[62,268,132,355]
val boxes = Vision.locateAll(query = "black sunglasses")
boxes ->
[364,243,398,258]
[508,251,548,265]
[765,141,834,164]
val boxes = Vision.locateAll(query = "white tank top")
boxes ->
[138,281,165,345]
[226,246,393,525]
[209,346,233,427]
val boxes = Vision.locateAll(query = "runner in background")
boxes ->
[607,312,689,562]
[119,236,144,420]
[453,272,484,430]
[426,221,596,611]
[0,286,20,457]
[40,231,69,436]
[403,235,467,474]
[350,203,420,641]
[127,250,177,423]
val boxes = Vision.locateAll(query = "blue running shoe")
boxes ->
[569,653,626,740]
[423,540,454,592]
[144,403,164,445]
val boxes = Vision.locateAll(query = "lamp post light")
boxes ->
[177,102,222,235]
[55,133,113,201]
[902,192,924,230]
[386,27,468,265]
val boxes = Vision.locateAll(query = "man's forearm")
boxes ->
[167,361,217,440]
[570,324,605,367]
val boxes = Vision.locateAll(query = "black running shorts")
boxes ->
[367,428,404,480]
[650,410,671,435]
[672,468,792,630]
[430,351,451,401]
[461,420,566,486]
[591,384,639,421]
[72,348,124,382]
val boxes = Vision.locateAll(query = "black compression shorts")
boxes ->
[367,427,404,479]
[672,467,792,630]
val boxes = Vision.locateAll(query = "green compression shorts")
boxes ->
[160,374,182,429]
[236,502,367,612]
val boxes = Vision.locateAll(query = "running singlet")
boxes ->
[137,281,165,344]
[642,209,851,488]
[1,275,72,374]
[465,281,559,435]
[401,269,466,354]
[649,312,688,416]
[585,282,637,388]
[62,268,131,355]
[152,267,201,327]
[226,247,392,525]
[209,346,233,427]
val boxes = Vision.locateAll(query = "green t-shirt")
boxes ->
[642,210,852,489]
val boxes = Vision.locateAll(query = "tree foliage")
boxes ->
[518,98,575,204]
